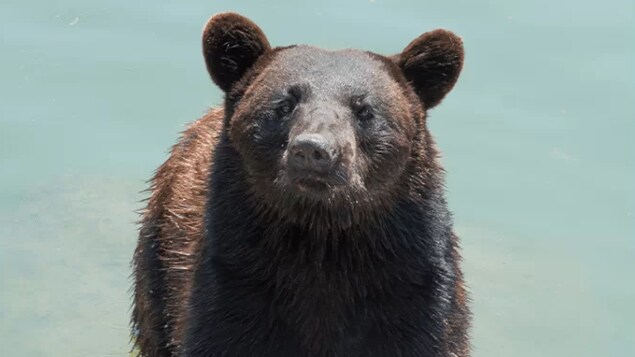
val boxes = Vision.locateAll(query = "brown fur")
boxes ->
[132,109,221,355]
[447,233,471,356]
[132,109,470,356]
[132,12,469,357]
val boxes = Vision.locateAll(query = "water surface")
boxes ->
[1,0,633,356]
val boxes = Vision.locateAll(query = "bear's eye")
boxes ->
[356,105,373,121]
[276,97,297,116]
[352,98,374,121]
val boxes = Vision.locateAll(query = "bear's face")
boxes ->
[229,47,416,202]
[202,13,464,222]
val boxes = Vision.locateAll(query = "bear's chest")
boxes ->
[258,235,433,354]
[203,210,443,356]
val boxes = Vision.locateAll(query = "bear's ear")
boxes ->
[393,29,464,109]
[202,13,271,92]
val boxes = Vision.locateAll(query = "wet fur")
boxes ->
[132,12,469,357]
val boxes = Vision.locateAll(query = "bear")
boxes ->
[132,12,469,357]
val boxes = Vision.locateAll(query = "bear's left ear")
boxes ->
[202,13,271,92]
[393,29,464,109]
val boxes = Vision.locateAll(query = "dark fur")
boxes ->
[132,12,469,357]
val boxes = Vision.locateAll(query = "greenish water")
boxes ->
[1,0,633,356]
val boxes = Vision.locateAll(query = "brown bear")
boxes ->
[132,12,469,357]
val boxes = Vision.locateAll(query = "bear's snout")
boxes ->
[288,134,337,173]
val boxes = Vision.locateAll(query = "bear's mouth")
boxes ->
[286,168,348,197]
[294,177,330,192]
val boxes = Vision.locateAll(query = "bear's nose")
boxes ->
[288,134,335,172]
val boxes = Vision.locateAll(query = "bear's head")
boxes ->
[203,13,464,228]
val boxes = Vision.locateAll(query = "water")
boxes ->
[1,0,633,356]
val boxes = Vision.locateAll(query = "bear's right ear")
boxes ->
[202,13,271,92]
